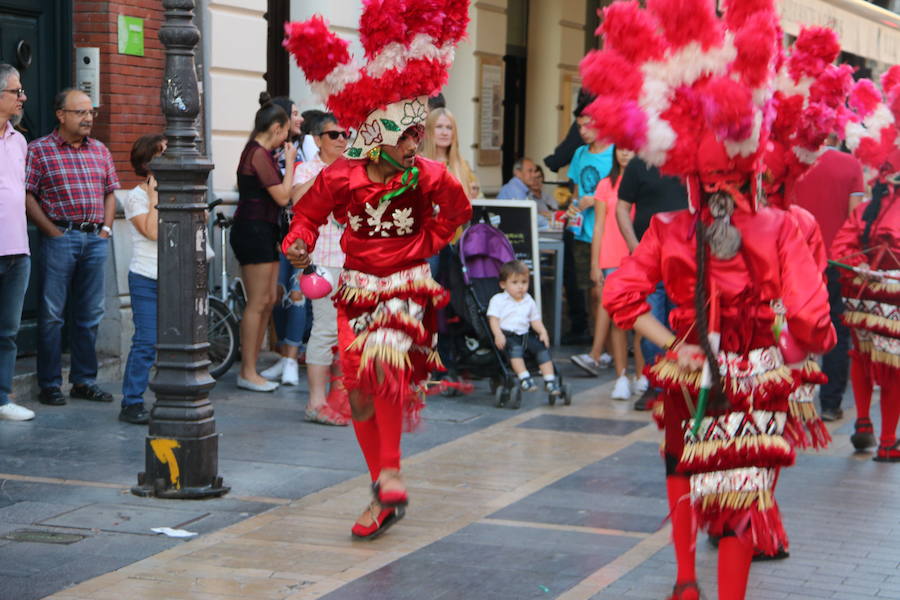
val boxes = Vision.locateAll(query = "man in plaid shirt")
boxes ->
[24,88,119,407]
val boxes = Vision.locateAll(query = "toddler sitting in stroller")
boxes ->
[487,260,561,396]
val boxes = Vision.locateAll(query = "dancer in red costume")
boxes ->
[281,1,472,539]
[581,1,835,598]
[833,66,900,460]
[763,26,856,450]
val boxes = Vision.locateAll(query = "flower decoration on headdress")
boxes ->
[844,66,900,181]
[579,0,781,201]
[283,1,469,158]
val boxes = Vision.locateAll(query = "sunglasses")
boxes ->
[321,130,349,140]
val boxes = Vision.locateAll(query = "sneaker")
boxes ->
[118,403,150,425]
[260,358,285,380]
[598,353,613,368]
[0,402,35,421]
[633,375,649,395]
[545,379,562,396]
[281,359,300,386]
[520,376,537,392]
[820,408,844,422]
[634,388,658,411]
[570,353,601,376]
[611,375,632,400]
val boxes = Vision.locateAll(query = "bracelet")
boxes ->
[661,335,677,350]
[101,225,113,236]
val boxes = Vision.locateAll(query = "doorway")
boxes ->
[0,0,72,356]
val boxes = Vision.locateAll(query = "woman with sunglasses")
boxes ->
[290,113,353,425]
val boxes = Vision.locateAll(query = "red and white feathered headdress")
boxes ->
[284,0,470,159]
[844,65,900,181]
[579,0,781,211]
[766,26,853,206]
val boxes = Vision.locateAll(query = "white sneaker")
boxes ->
[611,375,632,400]
[0,402,35,421]
[281,359,300,386]
[633,375,649,395]
[598,353,613,368]
[260,358,285,380]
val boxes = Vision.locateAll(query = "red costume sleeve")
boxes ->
[420,166,472,255]
[829,203,867,267]
[777,215,836,355]
[602,213,664,329]
[281,164,345,256]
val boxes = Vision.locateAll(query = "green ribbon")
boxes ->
[378,151,419,204]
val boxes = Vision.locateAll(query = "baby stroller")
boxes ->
[440,218,572,409]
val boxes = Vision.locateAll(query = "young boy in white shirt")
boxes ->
[487,260,560,395]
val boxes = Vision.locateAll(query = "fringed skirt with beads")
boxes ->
[335,263,448,431]
[841,269,900,384]
[650,345,798,556]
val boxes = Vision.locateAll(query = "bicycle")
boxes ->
[207,198,245,379]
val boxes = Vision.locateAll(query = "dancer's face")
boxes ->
[382,125,423,169]
[501,273,529,301]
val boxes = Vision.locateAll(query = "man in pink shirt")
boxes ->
[0,64,34,421]
[793,137,866,422]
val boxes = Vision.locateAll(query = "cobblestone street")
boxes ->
[0,355,896,600]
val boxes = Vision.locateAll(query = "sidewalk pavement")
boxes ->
[2,352,896,600]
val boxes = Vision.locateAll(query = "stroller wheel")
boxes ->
[563,383,573,406]
[548,392,556,406]
[510,386,523,410]
[494,386,507,408]
[489,378,499,395]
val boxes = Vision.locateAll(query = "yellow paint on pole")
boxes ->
[150,439,181,488]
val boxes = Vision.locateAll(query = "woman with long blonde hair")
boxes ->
[422,107,479,198]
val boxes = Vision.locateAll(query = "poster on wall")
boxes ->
[470,199,541,312]
[477,57,503,166]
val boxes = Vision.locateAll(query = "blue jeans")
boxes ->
[38,229,109,389]
[122,271,157,407]
[272,252,307,347]
[641,283,675,371]
[0,254,31,406]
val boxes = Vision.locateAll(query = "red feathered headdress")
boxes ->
[284,1,470,158]
[579,0,781,212]
[766,26,852,207]
[844,66,900,181]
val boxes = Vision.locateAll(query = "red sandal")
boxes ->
[851,418,876,451]
[351,502,404,540]
[372,473,409,508]
[668,581,700,600]
[874,440,900,462]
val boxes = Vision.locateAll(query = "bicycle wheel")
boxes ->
[208,296,239,379]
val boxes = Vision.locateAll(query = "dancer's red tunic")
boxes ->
[282,155,472,435]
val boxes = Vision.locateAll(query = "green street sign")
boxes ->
[118,15,144,57]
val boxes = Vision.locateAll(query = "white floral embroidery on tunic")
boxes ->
[348,214,362,231]
[392,207,414,235]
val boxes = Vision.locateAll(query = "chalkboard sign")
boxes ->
[470,199,541,312]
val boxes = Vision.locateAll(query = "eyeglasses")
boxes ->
[321,130,349,140]
[61,108,99,118]
[2,88,25,98]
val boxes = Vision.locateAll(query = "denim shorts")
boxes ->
[502,330,551,365]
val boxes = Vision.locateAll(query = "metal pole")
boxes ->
[133,0,228,499]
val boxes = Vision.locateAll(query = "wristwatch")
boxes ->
[101,225,113,237]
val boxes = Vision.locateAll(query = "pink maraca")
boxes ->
[778,325,806,365]
[299,265,334,300]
